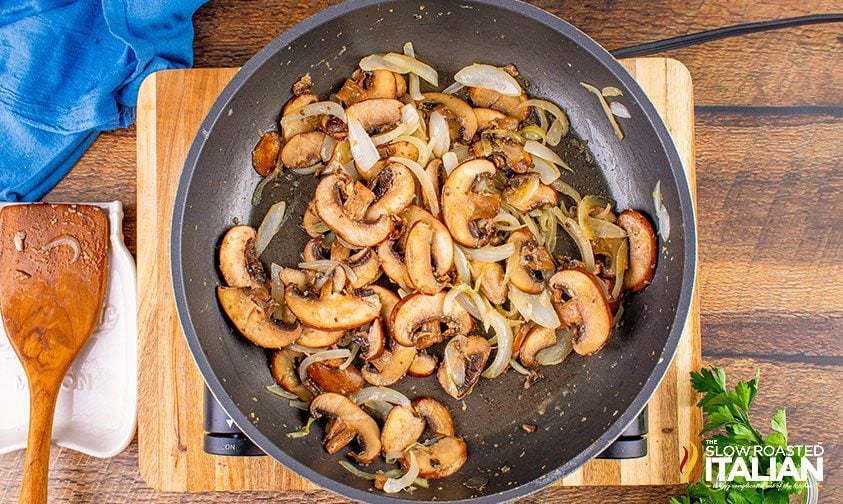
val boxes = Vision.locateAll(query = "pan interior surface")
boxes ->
[172,0,695,502]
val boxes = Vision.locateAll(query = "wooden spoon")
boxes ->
[0,204,108,504]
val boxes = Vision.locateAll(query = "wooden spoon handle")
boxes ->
[19,383,59,504]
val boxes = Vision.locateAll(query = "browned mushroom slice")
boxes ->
[313,173,394,247]
[505,229,555,294]
[618,210,657,292]
[361,344,417,386]
[291,74,314,96]
[405,221,450,295]
[437,335,491,399]
[401,205,454,269]
[468,86,530,121]
[252,131,282,176]
[511,322,533,360]
[381,405,425,456]
[217,286,301,348]
[402,436,468,479]
[424,159,443,213]
[364,162,415,220]
[284,285,380,331]
[504,174,558,212]
[471,133,532,173]
[281,130,326,169]
[441,159,501,248]
[346,248,381,289]
[377,239,414,290]
[345,98,404,132]
[519,325,558,367]
[378,140,419,161]
[297,326,345,348]
[278,267,308,292]
[367,285,401,320]
[343,181,376,220]
[307,359,365,396]
[302,236,331,263]
[473,107,519,131]
[407,351,438,377]
[280,93,319,141]
[219,226,267,289]
[324,418,356,454]
[337,69,406,105]
[270,349,312,401]
[468,261,508,305]
[302,202,329,238]
[411,397,455,436]
[310,393,382,464]
[548,269,613,355]
[351,318,386,361]
[389,291,473,348]
[419,92,479,142]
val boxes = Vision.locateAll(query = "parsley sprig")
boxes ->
[670,367,805,504]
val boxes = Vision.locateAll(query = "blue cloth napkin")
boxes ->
[0,0,207,201]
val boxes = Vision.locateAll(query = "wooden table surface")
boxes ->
[1,1,841,502]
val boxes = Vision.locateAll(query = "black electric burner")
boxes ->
[203,387,648,460]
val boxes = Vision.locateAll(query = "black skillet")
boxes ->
[171,0,697,501]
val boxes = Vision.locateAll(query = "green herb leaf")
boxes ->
[770,409,787,438]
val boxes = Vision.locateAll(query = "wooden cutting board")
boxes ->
[136,58,700,492]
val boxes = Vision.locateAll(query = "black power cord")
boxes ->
[610,13,843,58]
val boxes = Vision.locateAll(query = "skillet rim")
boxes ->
[171,0,698,501]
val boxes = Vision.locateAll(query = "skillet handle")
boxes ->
[203,387,265,457]
[597,407,648,459]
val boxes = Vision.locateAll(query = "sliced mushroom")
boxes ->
[364,162,415,220]
[345,98,403,132]
[281,131,326,169]
[313,173,394,247]
[377,239,414,290]
[504,174,558,212]
[367,285,401,320]
[411,397,455,437]
[441,159,501,248]
[325,139,353,174]
[471,133,532,173]
[505,229,555,294]
[468,86,530,122]
[270,349,312,401]
[280,93,319,141]
[310,393,381,464]
[291,74,314,96]
[402,436,468,479]
[337,69,406,105]
[343,181,376,220]
[548,269,613,356]
[511,322,533,360]
[405,221,449,295]
[419,92,478,142]
[346,248,381,288]
[284,283,380,331]
[302,202,329,238]
[473,107,519,131]
[252,131,282,176]
[437,335,491,399]
[402,205,454,271]
[297,326,346,348]
[324,418,357,455]
[407,351,438,377]
[519,325,557,367]
[381,405,425,456]
[351,318,386,361]
[219,226,267,289]
[389,291,473,348]
[378,140,419,161]
[217,286,301,348]
[468,261,507,305]
[361,343,416,386]
[423,159,443,213]
[618,210,657,292]
[306,359,365,395]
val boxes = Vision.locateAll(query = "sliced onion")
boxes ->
[554,212,596,273]
[403,42,425,101]
[452,246,471,284]
[536,107,548,131]
[347,114,380,173]
[578,195,612,240]
[546,117,569,146]
[289,400,310,411]
[535,329,574,366]
[360,53,439,86]
[290,164,323,175]
[395,135,431,167]
[459,243,515,262]
[520,124,547,143]
[507,287,532,321]
[266,383,298,400]
[612,238,629,300]
[442,336,466,386]
[509,359,530,376]
[521,98,566,122]
[524,140,572,173]
[494,210,522,230]
[384,452,419,494]
[481,309,514,378]
[298,259,341,271]
[342,160,360,181]
[588,217,627,239]
[340,343,360,370]
[391,156,439,216]
[454,63,521,97]
[653,181,670,241]
[287,416,316,439]
[442,151,458,174]
[351,386,411,407]
[428,111,450,158]
[280,101,346,126]
[269,263,285,318]
[531,157,561,184]
[255,200,287,256]
[359,54,407,74]
[364,400,395,419]
[552,179,582,203]
[373,122,413,146]
[520,213,543,245]
[298,349,351,382]
[251,167,281,207]
[442,81,465,94]
[508,288,560,329]
[287,344,320,355]
[610,101,631,119]
[321,134,338,162]
[339,460,377,480]
[580,82,624,140]
[452,144,471,162]
[602,86,624,97]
